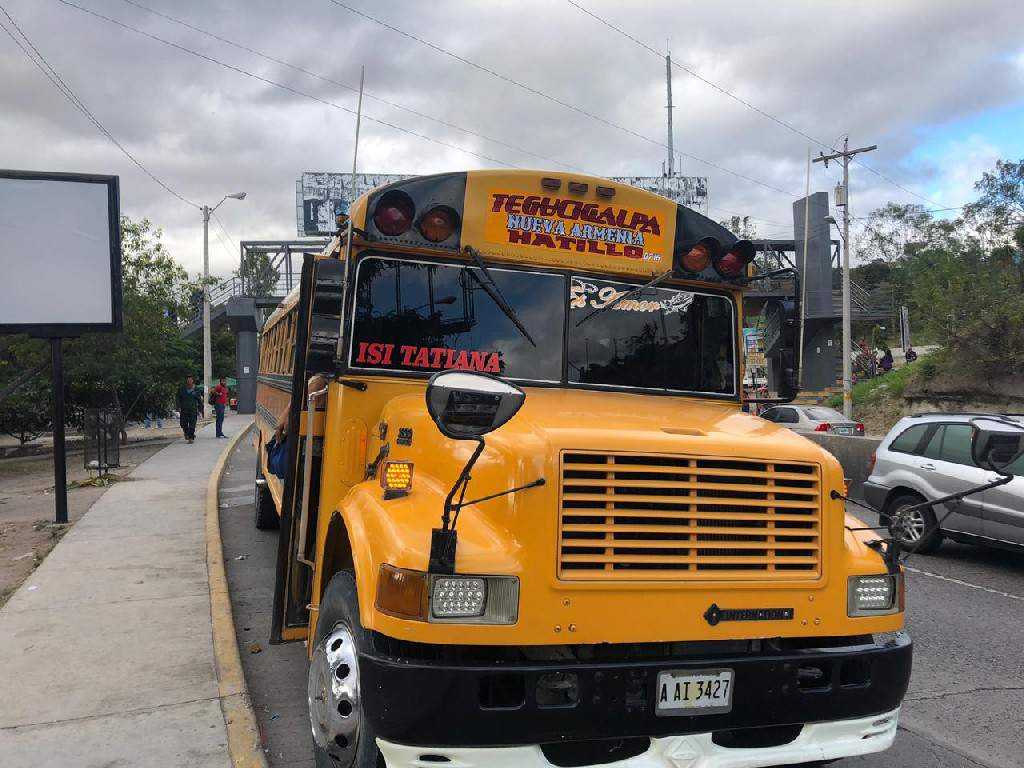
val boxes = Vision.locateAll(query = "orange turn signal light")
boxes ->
[375,564,428,621]
[681,244,711,272]
[380,460,414,492]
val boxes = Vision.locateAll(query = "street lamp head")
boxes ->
[227,192,247,200]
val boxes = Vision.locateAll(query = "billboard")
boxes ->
[609,176,708,214]
[297,172,413,236]
[297,172,708,236]
[0,170,122,335]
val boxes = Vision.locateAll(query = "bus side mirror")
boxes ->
[971,418,1024,473]
[425,371,525,440]
[764,297,801,401]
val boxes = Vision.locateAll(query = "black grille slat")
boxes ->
[559,452,822,580]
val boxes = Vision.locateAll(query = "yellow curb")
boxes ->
[205,421,268,768]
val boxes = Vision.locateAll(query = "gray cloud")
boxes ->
[2,0,1022,274]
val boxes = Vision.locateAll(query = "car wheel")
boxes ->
[886,492,941,554]
[309,571,381,768]
[254,462,279,531]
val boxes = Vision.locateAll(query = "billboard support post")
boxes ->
[50,337,68,525]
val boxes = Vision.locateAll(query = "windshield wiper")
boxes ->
[575,270,673,327]
[463,246,536,347]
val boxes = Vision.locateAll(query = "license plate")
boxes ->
[655,668,733,716]
[834,426,854,435]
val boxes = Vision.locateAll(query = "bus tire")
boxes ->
[309,571,381,768]
[254,465,279,531]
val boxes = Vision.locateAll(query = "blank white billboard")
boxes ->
[0,171,121,334]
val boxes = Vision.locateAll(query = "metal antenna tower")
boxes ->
[665,44,675,177]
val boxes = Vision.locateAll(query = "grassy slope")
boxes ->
[828,359,930,436]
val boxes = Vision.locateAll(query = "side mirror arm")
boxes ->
[429,436,486,575]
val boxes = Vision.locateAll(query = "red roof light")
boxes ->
[373,191,415,236]
[418,205,460,243]
[714,239,756,278]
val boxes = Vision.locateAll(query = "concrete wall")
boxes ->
[804,433,882,499]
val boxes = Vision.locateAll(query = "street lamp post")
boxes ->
[202,192,246,400]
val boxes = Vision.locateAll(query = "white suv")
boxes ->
[863,413,1024,553]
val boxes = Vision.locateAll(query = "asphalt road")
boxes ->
[220,440,1024,768]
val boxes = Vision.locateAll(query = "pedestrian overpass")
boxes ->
[181,239,328,414]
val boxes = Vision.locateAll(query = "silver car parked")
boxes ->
[863,413,1024,553]
[760,405,864,436]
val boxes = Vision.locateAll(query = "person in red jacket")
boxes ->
[212,377,230,438]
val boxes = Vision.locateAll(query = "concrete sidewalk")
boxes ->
[0,414,253,767]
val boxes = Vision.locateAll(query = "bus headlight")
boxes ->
[848,574,902,616]
[375,566,518,624]
[430,574,519,624]
[431,577,486,618]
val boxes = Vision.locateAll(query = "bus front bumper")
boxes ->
[377,708,900,768]
[360,632,911,749]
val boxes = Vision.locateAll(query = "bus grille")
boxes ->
[558,452,821,581]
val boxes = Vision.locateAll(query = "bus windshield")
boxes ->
[567,277,735,395]
[348,255,736,395]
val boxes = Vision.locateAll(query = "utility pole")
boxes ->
[814,137,877,419]
[201,192,246,402]
[202,204,212,401]
[665,48,674,177]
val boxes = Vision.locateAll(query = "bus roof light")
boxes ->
[373,190,415,237]
[567,181,588,195]
[680,237,720,273]
[715,239,756,278]
[541,177,561,190]
[418,206,461,243]
[596,185,615,198]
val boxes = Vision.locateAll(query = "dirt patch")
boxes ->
[0,443,169,609]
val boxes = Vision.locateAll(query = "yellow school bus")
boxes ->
[254,170,910,768]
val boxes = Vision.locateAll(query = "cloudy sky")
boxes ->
[2,0,1023,278]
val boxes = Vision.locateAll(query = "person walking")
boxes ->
[176,375,203,444]
[211,376,230,439]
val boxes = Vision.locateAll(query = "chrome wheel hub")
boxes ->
[892,504,926,543]
[308,623,360,764]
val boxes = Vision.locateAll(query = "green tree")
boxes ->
[237,249,280,296]
[903,219,1024,376]
[964,159,1024,241]
[0,339,52,444]
[856,203,934,265]
[187,325,236,382]
[64,217,196,426]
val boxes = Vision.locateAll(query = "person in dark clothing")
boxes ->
[879,348,894,373]
[212,377,229,438]
[904,346,918,363]
[177,375,203,443]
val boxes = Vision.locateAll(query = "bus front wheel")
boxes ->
[309,571,381,768]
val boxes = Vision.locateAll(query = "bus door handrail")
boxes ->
[297,385,329,568]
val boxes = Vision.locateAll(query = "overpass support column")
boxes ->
[226,296,260,415]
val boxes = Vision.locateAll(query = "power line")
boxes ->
[53,0,520,169]
[565,0,955,211]
[210,211,237,261]
[116,0,579,172]
[567,0,829,151]
[0,3,199,208]
[324,0,798,197]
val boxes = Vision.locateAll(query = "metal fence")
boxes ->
[83,409,121,473]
